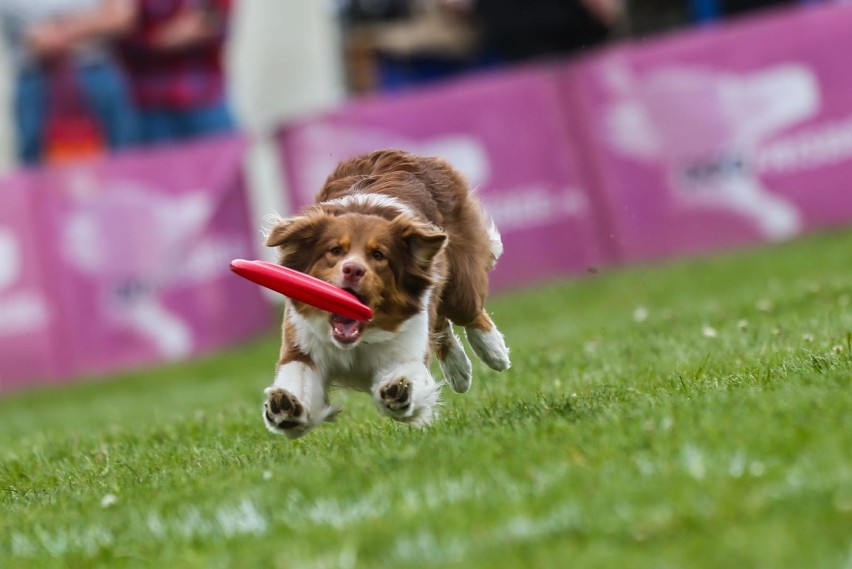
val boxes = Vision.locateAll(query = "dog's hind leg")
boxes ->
[263,361,339,439]
[433,316,473,394]
[464,310,511,372]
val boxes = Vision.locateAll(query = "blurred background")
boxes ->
[2,0,851,390]
[0,0,828,173]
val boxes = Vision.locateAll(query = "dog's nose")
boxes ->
[342,261,366,284]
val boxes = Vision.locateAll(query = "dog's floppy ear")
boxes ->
[390,215,447,268]
[264,212,330,272]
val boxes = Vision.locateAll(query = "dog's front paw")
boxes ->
[263,387,310,439]
[380,377,413,416]
[374,365,441,427]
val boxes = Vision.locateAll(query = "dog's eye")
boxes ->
[329,246,344,256]
[371,250,385,261]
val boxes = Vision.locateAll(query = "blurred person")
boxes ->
[691,0,798,22]
[345,0,488,91]
[342,0,412,23]
[720,0,796,15]
[120,0,234,145]
[0,0,140,165]
[339,0,623,92]
[465,0,623,63]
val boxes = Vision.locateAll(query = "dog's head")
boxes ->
[266,208,447,348]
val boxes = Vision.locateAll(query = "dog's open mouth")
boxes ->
[330,288,368,344]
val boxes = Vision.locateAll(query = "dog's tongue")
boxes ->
[332,315,361,341]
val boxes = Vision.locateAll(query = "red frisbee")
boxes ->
[230,259,373,322]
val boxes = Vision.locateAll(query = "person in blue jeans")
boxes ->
[0,0,140,165]
[120,0,234,145]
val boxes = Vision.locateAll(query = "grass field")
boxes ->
[2,230,851,569]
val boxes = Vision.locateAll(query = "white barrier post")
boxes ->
[227,0,346,267]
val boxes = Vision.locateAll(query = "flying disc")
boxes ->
[230,259,373,322]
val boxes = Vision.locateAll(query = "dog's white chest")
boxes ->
[290,308,430,391]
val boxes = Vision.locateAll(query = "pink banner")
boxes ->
[0,173,62,390]
[1,136,271,390]
[9,2,852,392]
[569,3,852,261]
[277,66,604,291]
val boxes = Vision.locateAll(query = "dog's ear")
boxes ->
[390,215,447,268]
[264,212,329,272]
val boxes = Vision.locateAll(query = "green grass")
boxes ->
[2,230,851,569]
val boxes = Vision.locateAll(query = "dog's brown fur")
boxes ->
[266,149,500,370]
[261,149,509,437]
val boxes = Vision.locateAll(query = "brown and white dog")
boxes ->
[262,149,510,438]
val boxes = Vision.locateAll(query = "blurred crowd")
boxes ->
[0,0,233,166]
[0,0,837,167]
[339,0,625,93]
[337,0,825,93]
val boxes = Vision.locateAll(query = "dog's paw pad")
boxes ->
[379,377,412,412]
[263,388,308,434]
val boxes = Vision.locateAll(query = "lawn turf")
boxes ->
[1,229,851,568]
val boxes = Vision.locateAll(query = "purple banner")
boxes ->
[570,3,852,261]
[277,66,604,291]
[1,135,271,391]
